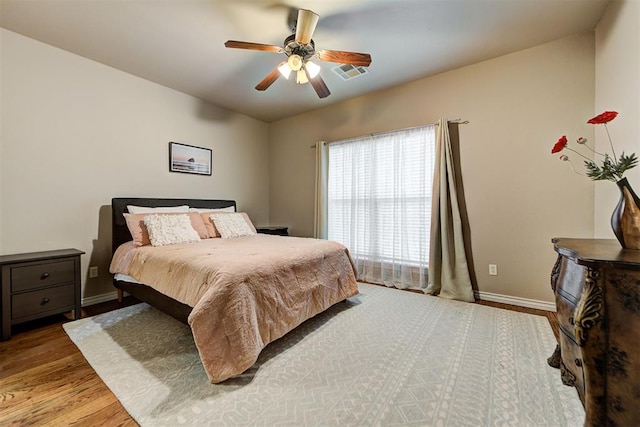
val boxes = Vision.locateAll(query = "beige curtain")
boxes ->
[426,118,475,302]
[314,141,328,239]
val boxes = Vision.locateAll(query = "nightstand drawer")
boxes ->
[12,284,75,320]
[11,259,75,292]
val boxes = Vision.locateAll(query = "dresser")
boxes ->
[1,248,84,341]
[549,238,640,426]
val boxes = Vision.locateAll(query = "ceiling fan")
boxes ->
[224,9,372,99]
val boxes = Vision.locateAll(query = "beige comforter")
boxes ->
[110,235,359,383]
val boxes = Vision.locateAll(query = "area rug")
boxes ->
[63,283,584,426]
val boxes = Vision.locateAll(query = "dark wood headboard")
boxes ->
[111,197,236,253]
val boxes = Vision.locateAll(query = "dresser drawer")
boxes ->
[12,284,75,320]
[556,257,586,301]
[555,293,578,341]
[558,329,586,402]
[10,259,75,292]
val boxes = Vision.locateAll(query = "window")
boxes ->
[327,125,435,290]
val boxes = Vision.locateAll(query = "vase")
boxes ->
[611,178,640,250]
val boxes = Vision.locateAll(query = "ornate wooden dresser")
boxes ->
[549,238,639,426]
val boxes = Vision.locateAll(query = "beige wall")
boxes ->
[0,29,270,301]
[594,0,640,237]
[269,33,596,305]
[5,18,628,307]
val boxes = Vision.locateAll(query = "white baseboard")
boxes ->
[81,291,121,307]
[474,290,556,312]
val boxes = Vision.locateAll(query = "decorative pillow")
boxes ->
[127,205,189,214]
[189,206,235,213]
[210,212,257,239]
[201,212,257,238]
[143,214,201,246]
[124,212,209,246]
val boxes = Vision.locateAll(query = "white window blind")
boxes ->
[327,125,435,290]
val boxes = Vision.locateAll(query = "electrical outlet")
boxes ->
[89,266,99,278]
[489,264,498,276]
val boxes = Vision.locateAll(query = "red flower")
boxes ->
[551,135,568,153]
[551,109,637,181]
[587,111,618,124]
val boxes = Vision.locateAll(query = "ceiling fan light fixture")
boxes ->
[296,69,309,85]
[305,61,321,78]
[278,62,292,79]
[287,54,303,71]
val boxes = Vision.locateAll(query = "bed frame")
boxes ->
[111,197,236,323]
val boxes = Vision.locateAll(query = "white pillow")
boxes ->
[189,206,235,213]
[143,214,201,246]
[210,212,256,239]
[128,205,189,214]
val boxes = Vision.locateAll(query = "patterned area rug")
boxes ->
[64,283,584,426]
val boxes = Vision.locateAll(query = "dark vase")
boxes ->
[611,177,640,249]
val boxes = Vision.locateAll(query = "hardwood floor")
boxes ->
[1,298,140,427]
[0,294,558,426]
[477,299,559,341]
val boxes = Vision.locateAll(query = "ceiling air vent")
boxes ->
[333,63,368,80]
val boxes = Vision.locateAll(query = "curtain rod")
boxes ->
[309,119,468,148]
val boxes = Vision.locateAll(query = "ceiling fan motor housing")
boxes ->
[283,34,315,61]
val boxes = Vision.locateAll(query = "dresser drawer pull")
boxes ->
[575,358,582,367]
[41,298,50,306]
[568,316,574,325]
[40,272,50,280]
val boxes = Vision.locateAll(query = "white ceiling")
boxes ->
[1,0,609,122]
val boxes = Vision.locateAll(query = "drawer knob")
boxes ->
[568,316,574,325]
[41,298,50,306]
[40,272,50,280]
[575,358,583,367]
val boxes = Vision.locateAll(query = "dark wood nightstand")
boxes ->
[256,226,289,236]
[1,248,84,341]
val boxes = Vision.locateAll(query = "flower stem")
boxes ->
[567,160,587,177]
[581,142,607,157]
[566,147,593,162]
[604,123,618,164]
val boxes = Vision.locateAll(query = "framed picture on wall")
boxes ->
[169,142,212,176]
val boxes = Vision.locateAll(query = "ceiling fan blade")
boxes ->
[225,40,284,53]
[317,50,372,67]
[295,9,319,45]
[255,65,283,91]
[305,67,330,99]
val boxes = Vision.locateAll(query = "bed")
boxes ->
[109,197,359,383]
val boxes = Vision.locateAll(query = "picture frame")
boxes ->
[169,142,212,176]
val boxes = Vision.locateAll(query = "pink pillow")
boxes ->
[200,212,256,238]
[124,212,209,246]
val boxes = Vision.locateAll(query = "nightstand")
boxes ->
[1,248,84,341]
[256,226,289,236]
